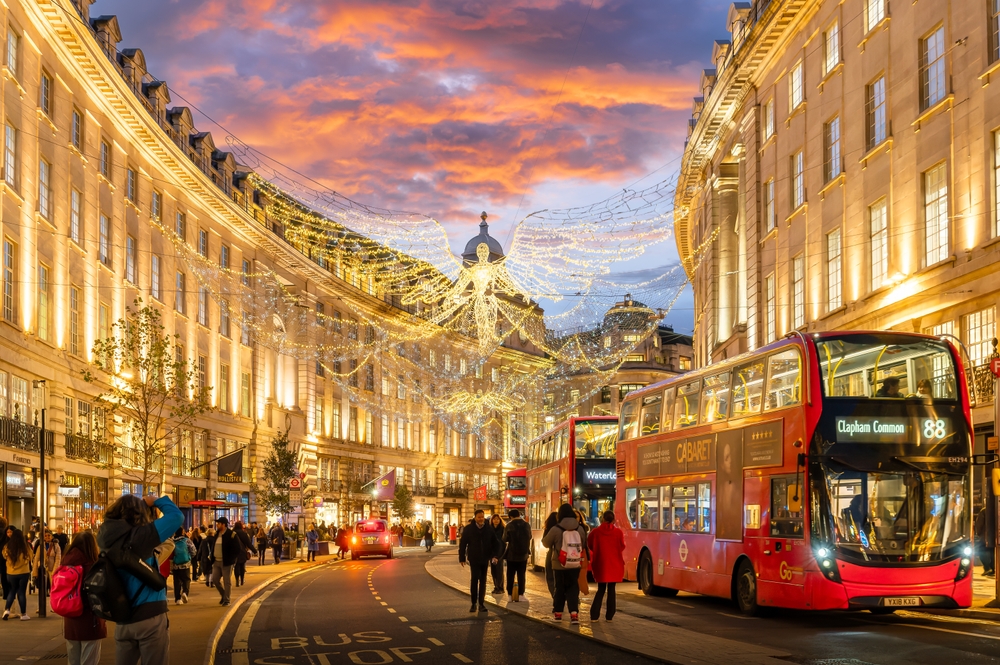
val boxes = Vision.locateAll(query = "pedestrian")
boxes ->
[2,527,31,620]
[233,523,256,586]
[190,528,203,581]
[33,529,62,609]
[306,525,319,562]
[541,504,588,624]
[197,529,214,587]
[170,528,195,605]
[0,517,9,602]
[587,510,625,622]
[53,525,69,554]
[458,509,501,614]
[207,517,239,606]
[61,530,107,665]
[255,527,268,565]
[423,522,435,553]
[541,511,559,597]
[501,509,531,601]
[336,526,349,560]
[269,523,285,564]
[977,507,996,576]
[488,514,505,594]
[97,493,184,664]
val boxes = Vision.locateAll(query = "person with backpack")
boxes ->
[97,493,183,665]
[458,509,501,614]
[57,531,107,665]
[502,509,531,601]
[587,510,625,622]
[2,527,32,620]
[269,523,285,564]
[541,503,588,624]
[197,529,214,587]
[170,528,195,605]
[541,511,559,598]
[233,523,256,586]
[255,527,268,565]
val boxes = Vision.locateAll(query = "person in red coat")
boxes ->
[587,510,626,622]
[62,531,107,665]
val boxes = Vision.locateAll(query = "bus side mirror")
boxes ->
[992,468,1000,497]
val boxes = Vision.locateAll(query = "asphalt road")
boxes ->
[213,549,660,665]
[212,548,1000,665]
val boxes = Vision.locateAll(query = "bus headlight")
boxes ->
[963,546,973,557]
[814,545,841,583]
[956,555,973,581]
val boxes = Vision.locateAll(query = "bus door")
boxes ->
[759,475,806,597]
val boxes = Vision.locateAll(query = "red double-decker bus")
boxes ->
[616,332,973,615]
[526,416,619,567]
[504,468,527,513]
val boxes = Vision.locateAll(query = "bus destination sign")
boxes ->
[834,416,952,445]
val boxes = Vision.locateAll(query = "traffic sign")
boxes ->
[289,478,301,490]
[299,472,306,480]
[990,358,1000,378]
[290,490,302,506]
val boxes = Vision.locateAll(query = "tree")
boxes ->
[392,483,415,522]
[252,426,297,517]
[83,299,212,495]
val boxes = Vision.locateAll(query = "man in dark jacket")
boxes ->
[207,517,241,605]
[233,522,257,587]
[502,509,531,600]
[269,523,285,564]
[458,509,501,613]
[190,527,203,581]
[97,494,183,665]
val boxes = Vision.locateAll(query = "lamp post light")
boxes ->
[31,379,47,619]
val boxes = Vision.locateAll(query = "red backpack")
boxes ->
[51,564,85,617]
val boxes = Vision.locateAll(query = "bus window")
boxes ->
[764,349,802,411]
[575,420,618,459]
[701,371,731,423]
[638,487,660,530]
[731,359,765,418]
[698,483,712,533]
[640,392,662,437]
[661,387,676,432]
[770,475,803,537]
[815,335,958,399]
[659,486,672,530]
[626,487,639,528]
[672,485,698,531]
[620,399,639,441]
[673,380,701,428]
[560,428,570,459]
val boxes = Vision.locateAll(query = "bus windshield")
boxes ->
[575,420,618,459]
[507,475,526,491]
[816,335,958,400]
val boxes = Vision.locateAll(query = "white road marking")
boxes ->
[668,600,694,608]
[862,619,1000,641]
[717,612,757,620]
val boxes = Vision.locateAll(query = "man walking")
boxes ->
[207,517,240,606]
[269,523,285,564]
[587,510,625,621]
[458,509,501,614]
[501,509,531,600]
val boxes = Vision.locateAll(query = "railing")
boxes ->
[969,365,995,406]
[119,447,163,472]
[486,489,503,500]
[0,416,54,454]
[65,434,113,464]
[411,483,437,497]
[442,486,468,498]
[171,457,208,479]
[318,478,342,493]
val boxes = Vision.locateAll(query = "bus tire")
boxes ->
[638,551,677,597]
[735,560,760,616]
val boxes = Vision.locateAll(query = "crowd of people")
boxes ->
[458,505,625,625]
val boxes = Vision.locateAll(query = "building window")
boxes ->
[71,108,83,150]
[762,99,774,142]
[70,189,82,244]
[381,416,389,447]
[220,244,229,270]
[219,364,229,412]
[125,235,137,283]
[963,308,996,366]
[151,255,161,300]
[98,303,109,341]
[220,299,230,338]
[349,406,358,442]
[39,72,53,118]
[865,0,885,32]
[995,131,1000,237]
[2,238,15,322]
[993,0,1000,63]
[823,21,839,75]
[823,117,841,182]
[349,359,358,387]
[765,273,776,343]
[924,163,949,266]
[197,287,208,326]
[866,76,887,149]
[241,259,251,286]
[5,122,16,189]
[827,229,842,311]
[397,375,406,400]
[37,264,49,341]
[5,28,17,77]
[870,199,888,290]
[365,364,374,391]
[38,159,51,220]
[198,355,207,393]
[175,212,185,240]
[920,27,946,110]
[241,313,250,346]
[397,419,406,450]
[619,383,645,401]
[791,151,804,210]
[151,190,161,221]
[792,255,805,329]
[99,214,111,267]
[175,272,186,314]
[99,140,110,178]
[763,179,775,232]
[789,61,804,110]
[240,372,251,417]
[69,286,81,356]
[126,168,137,202]
[198,229,208,257]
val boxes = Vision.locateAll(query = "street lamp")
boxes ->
[31,379,47,618]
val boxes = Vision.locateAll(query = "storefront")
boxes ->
[60,473,108,535]
[175,486,208,528]
[1,450,38,533]
[214,490,250,525]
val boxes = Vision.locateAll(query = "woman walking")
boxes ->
[336,526,349,560]
[587,510,625,622]
[255,527,268,565]
[234,523,256,586]
[306,525,319,562]
[2,527,32,620]
[61,531,107,665]
[197,528,215,587]
[488,514,505,594]
[423,522,434,553]
[541,504,589,624]
[33,529,61,609]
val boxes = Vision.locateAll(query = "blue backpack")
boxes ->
[172,538,192,565]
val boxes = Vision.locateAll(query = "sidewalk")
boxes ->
[425,551,792,665]
[926,566,1000,621]
[0,552,337,665]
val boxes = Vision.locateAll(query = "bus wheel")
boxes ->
[735,560,760,616]
[638,552,677,597]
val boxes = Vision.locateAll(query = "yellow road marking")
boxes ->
[380,602,388,606]
[452,654,473,663]
[429,638,444,646]
[399,616,408,622]
[388,608,397,613]
[410,626,424,633]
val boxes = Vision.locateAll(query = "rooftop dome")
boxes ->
[462,212,505,264]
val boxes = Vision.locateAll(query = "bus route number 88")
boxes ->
[922,419,947,441]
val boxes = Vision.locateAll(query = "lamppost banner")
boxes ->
[373,469,396,500]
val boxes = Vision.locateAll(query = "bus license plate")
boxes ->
[884,597,920,607]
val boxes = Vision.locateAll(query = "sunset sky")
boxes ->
[96,0,731,332]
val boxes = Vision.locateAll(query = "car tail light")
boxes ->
[351,536,357,545]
